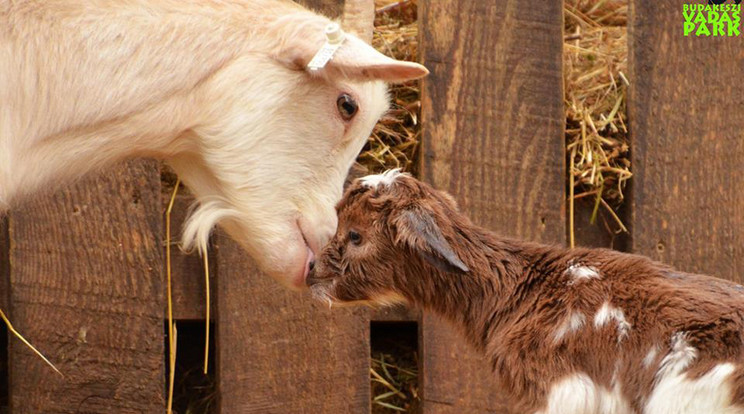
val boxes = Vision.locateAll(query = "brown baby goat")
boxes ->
[307,169,744,414]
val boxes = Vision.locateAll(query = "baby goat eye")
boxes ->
[337,93,358,120]
[348,230,362,245]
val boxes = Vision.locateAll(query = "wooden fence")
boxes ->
[1,0,742,412]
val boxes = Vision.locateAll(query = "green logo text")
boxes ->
[683,4,741,36]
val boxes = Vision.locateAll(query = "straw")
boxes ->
[165,178,180,414]
[0,308,63,377]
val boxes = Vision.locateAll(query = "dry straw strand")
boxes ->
[0,308,63,376]
[203,251,210,375]
[165,178,180,414]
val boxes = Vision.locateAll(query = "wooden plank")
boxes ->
[1,217,7,414]
[372,305,419,322]
[166,193,216,321]
[628,1,744,281]
[419,0,565,412]
[215,233,371,414]
[1,216,7,314]
[8,160,165,413]
[214,0,370,411]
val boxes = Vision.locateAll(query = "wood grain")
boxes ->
[214,1,371,412]
[1,217,7,313]
[8,160,165,413]
[628,1,744,281]
[215,233,371,414]
[166,193,216,321]
[419,0,565,412]
[1,216,7,413]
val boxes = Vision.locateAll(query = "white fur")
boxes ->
[553,311,586,343]
[0,1,426,289]
[645,362,741,414]
[360,168,409,189]
[643,333,743,413]
[655,332,697,381]
[565,264,602,282]
[537,373,633,414]
[594,302,631,342]
[643,345,660,369]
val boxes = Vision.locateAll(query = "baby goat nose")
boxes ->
[308,260,315,271]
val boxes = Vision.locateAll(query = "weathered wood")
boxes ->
[629,1,744,281]
[372,305,419,322]
[8,160,165,413]
[419,0,565,412]
[1,216,7,414]
[215,233,371,414]
[214,0,370,411]
[166,193,216,321]
[1,217,7,313]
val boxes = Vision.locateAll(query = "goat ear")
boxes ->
[275,22,428,83]
[394,209,470,274]
[326,35,429,82]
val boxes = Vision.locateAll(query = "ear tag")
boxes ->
[307,23,346,71]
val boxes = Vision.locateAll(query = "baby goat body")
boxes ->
[308,169,744,414]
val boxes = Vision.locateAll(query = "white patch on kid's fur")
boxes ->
[536,373,633,414]
[643,345,660,369]
[645,361,741,414]
[553,311,586,343]
[359,168,409,189]
[594,302,631,342]
[565,264,601,282]
[655,332,697,382]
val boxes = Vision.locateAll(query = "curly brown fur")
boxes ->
[308,169,744,414]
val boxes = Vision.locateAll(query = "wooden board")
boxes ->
[628,1,744,281]
[419,0,565,412]
[1,217,7,314]
[1,217,7,413]
[166,193,216,321]
[7,160,165,413]
[213,0,370,411]
[215,233,371,414]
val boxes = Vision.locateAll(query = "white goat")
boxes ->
[0,0,427,288]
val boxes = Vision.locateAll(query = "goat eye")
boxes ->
[348,230,362,245]
[337,94,358,120]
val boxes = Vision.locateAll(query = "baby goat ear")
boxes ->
[394,208,470,274]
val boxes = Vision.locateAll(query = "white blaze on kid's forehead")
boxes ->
[359,168,409,189]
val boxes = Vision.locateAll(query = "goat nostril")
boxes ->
[308,260,315,271]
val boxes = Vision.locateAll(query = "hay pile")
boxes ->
[363,0,631,244]
[358,0,420,176]
[565,0,630,243]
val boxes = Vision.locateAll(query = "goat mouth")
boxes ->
[293,223,315,289]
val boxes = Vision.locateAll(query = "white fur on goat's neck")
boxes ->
[360,168,409,189]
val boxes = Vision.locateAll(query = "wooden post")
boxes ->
[1,216,8,413]
[628,1,744,281]
[214,1,370,413]
[7,161,165,413]
[419,0,565,412]
[215,237,370,413]
[166,191,217,321]
[1,217,7,315]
